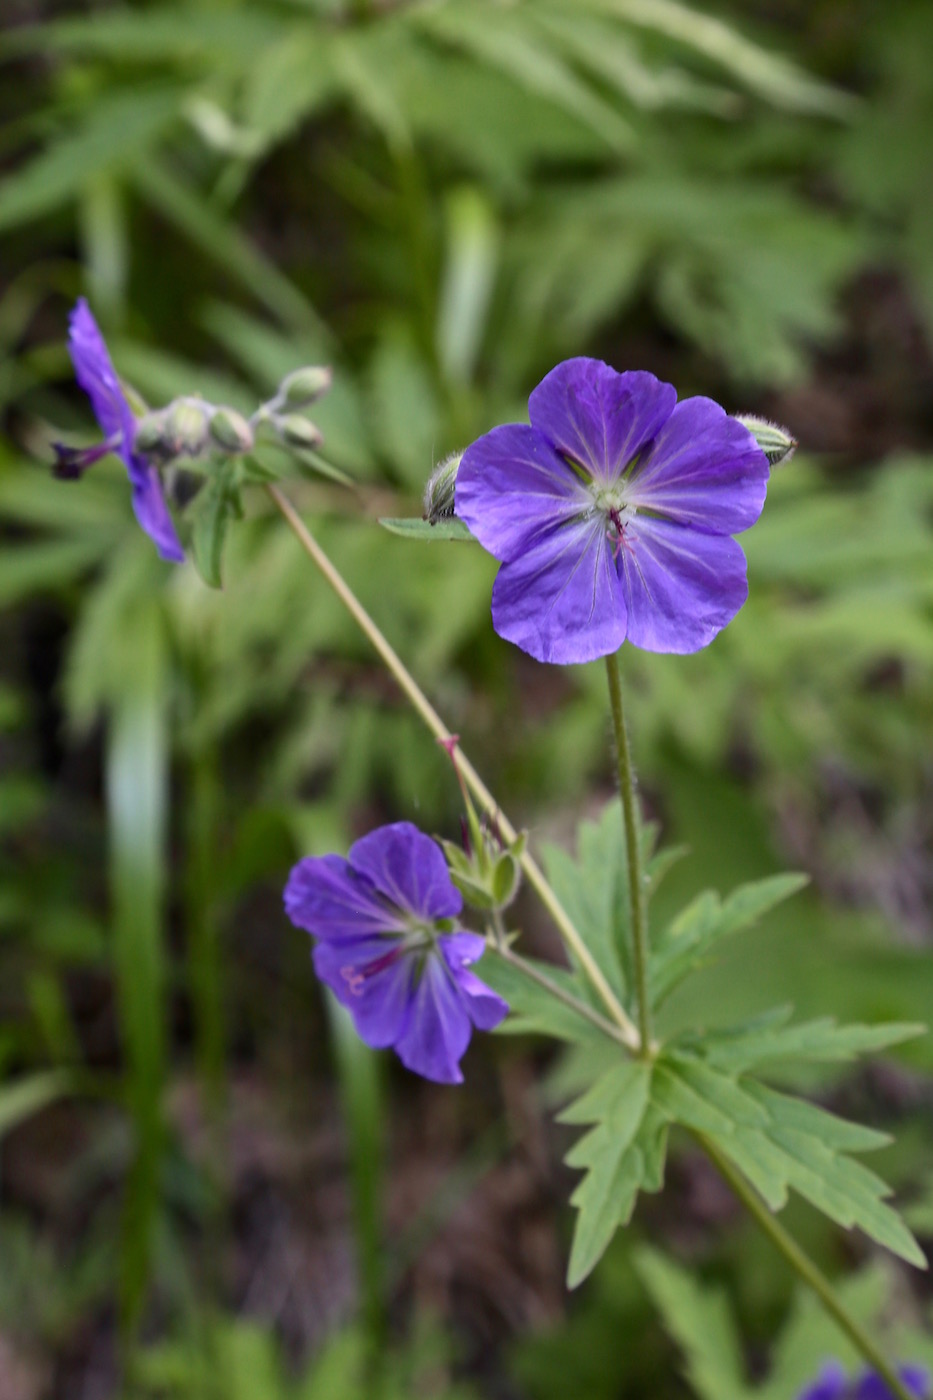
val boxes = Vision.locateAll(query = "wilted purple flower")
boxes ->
[284,822,508,1083]
[798,1362,929,1400]
[456,357,769,664]
[59,300,184,562]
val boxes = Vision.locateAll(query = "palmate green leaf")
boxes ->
[650,872,808,1008]
[558,1060,661,1287]
[634,1247,750,1400]
[697,1007,925,1074]
[0,87,183,233]
[412,1,635,153]
[654,1051,927,1269]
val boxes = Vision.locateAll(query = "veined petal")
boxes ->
[284,853,406,941]
[456,424,588,562]
[394,955,472,1084]
[69,299,136,449]
[439,935,508,1031]
[625,397,769,534]
[621,517,748,653]
[312,937,413,1049]
[129,457,185,563]
[491,517,627,664]
[349,822,462,922]
[529,359,676,485]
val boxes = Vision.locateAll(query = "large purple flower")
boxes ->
[284,822,508,1083]
[62,299,184,562]
[798,1362,929,1400]
[456,358,769,664]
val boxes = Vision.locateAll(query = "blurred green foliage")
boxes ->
[0,0,932,1394]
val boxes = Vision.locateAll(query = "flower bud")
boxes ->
[132,413,169,456]
[423,450,462,523]
[735,414,797,467]
[279,366,333,408]
[165,401,209,458]
[277,414,323,451]
[209,408,254,455]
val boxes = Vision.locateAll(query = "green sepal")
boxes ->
[379,516,474,542]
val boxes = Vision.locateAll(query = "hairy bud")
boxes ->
[165,401,209,459]
[209,408,254,455]
[735,414,798,468]
[133,413,169,456]
[280,366,333,408]
[423,450,462,523]
[277,414,323,451]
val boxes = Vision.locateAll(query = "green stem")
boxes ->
[605,652,652,1056]
[267,484,640,1052]
[699,1134,915,1400]
[490,930,633,1051]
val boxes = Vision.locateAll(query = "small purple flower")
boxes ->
[284,822,508,1083]
[798,1362,929,1400]
[456,357,769,664]
[61,300,184,562]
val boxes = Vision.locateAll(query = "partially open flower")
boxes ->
[63,300,184,562]
[284,822,508,1083]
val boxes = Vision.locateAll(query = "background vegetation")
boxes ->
[0,1,931,1395]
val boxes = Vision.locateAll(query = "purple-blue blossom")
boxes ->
[60,300,184,563]
[456,357,770,665]
[284,822,508,1083]
[798,1361,929,1400]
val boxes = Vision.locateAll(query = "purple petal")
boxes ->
[491,517,627,664]
[798,1363,847,1400]
[349,822,462,922]
[312,937,413,1049]
[284,853,407,941]
[69,300,184,563]
[129,456,185,563]
[394,955,472,1083]
[69,299,136,449]
[456,424,589,562]
[528,359,676,485]
[620,517,748,653]
[625,397,769,534]
[855,1368,930,1400]
[439,935,508,1031]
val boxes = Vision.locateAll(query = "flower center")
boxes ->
[591,487,637,560]
[340,922,435,997]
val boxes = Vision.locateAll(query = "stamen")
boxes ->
[340,945,405,997]
[52,435,120,480]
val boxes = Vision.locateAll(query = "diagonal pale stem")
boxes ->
[605,651,652,1056]
[699,1134,916,1400]
[267,484,640,1052]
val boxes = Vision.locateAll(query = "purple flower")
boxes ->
[798,1363,929,1400]
[456,357,769,664]
[62,300,184,563]
[284,822,508,1083]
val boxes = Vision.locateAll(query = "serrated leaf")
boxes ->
[634,1248,750,1400]
[479,953,603,1045]
[543,800,658,1008]
[561,1060,655,1286]
[379,516,474,542]
[702,1013,925,1074]
[655,1054,927,1269]
[650,872,808,1007]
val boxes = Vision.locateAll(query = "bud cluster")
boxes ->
[133,398,255,465]
[257,365,332,457]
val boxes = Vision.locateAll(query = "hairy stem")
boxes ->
[267,484,640,1051]
[605,652,652,1056]
[699,1134,915,1400]
[488,910,631,1050]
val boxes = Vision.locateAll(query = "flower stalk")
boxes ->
[605,652,653,1056]
[266,483,642,1053]
[699,1133,915,1400]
